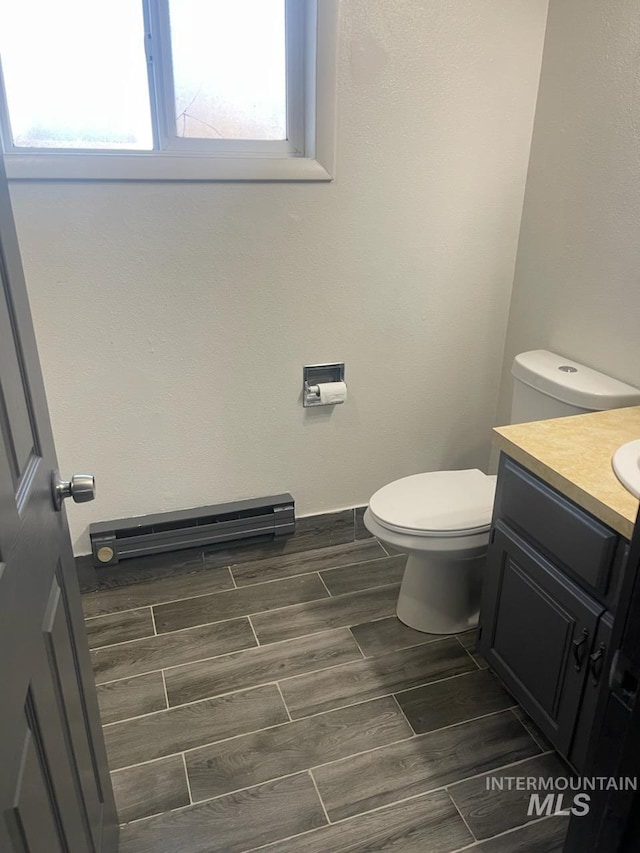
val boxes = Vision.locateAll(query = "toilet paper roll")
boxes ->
[318,381,348,405]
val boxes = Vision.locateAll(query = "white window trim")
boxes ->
[0,0,338,182]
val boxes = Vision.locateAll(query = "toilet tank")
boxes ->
[510,350,640,424]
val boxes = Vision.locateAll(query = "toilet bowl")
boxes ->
[364,469,497,634]
[365,350,640,635]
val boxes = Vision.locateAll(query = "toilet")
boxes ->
[364,350,640,634]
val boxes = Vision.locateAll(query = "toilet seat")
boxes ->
[368,469,497,538]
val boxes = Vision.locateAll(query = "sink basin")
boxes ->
[612,440,640,498]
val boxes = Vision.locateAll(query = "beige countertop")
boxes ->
[493,406,640,540]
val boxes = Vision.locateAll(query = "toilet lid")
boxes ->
[368,469,497,537]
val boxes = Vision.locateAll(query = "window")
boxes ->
[0,0,337,181]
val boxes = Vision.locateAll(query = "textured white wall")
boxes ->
[9,0,548,553]
[498,0,640,423]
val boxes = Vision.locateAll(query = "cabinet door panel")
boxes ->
[479,521,604,758]
[493,559,575,717]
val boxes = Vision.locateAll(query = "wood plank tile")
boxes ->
[96,673,166,725]
[252,584,401,645]
[153,574,329,634]
[312,710,541,821]
[186,696,412,801]
[320,555,405,595]
[397,670,516,734]
[294,510,355,546]
[350,615,443,657]
[230,539,385,587]
[457,628,479,650]
[355,506,373,540]
[104,684,288,770]
[464,817,569,852]
[164,628,362,707]
[201,510,356,570]
[280,638,476,719]
[118,772,326,853]
[457,628,488,669]
[85,607,155,649]
[448,752,569,840]
[469,649,489,669]
[512,706,553,752]
[111,755,189,824]
[92,618,256,684]
[80,547,206,595]
[252,789,472,853]
[82,566,234,618]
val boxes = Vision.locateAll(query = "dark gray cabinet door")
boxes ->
[0,158,117,850]
[479,521,604,759]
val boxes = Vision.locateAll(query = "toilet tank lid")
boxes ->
[512,350,640,411]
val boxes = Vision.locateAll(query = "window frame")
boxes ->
[0,0,337,182]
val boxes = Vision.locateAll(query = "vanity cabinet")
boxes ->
[479,455,627,771]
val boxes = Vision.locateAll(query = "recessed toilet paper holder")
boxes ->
[303,363,346,407]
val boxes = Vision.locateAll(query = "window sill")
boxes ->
[2,151,334,182]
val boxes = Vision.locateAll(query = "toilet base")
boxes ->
[396,552,485,634]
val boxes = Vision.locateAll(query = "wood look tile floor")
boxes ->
[83,514,569,853]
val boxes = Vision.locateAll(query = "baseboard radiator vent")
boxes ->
[89,493,295,567]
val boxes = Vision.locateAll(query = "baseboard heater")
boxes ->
[89,493,295,567]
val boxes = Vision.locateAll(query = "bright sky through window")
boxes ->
[0,1,153,148]
[0,0,287,149]
[169,0,286,140]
